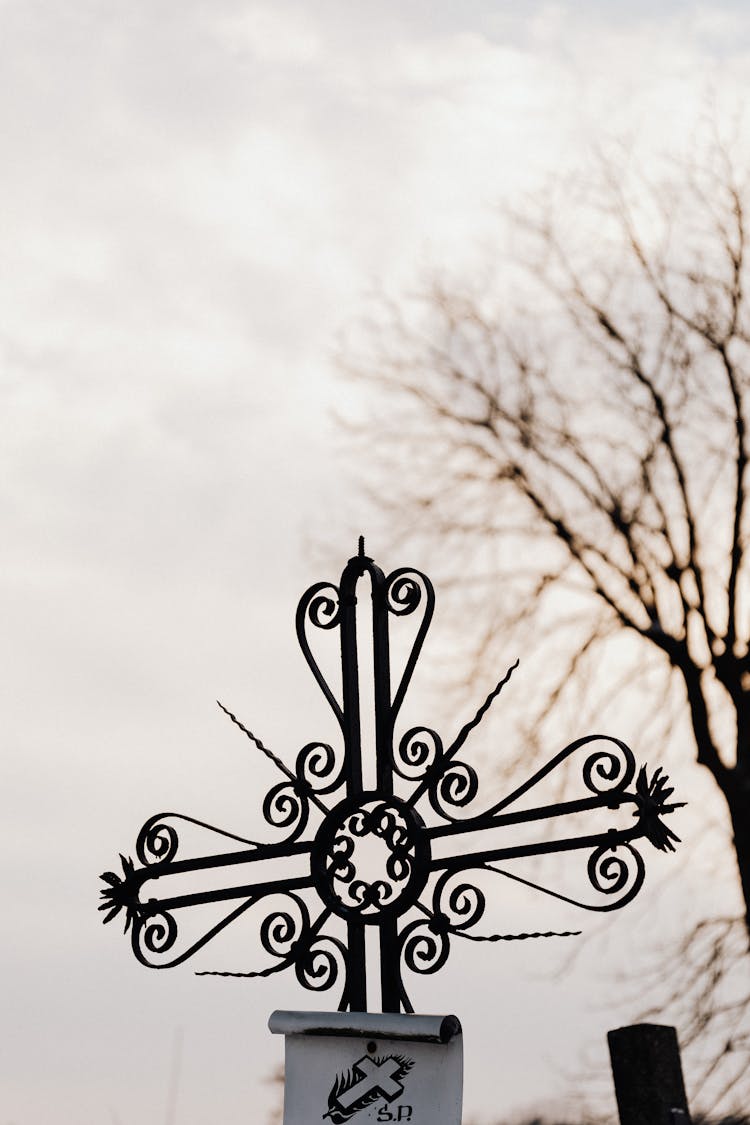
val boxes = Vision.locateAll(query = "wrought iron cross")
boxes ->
[100,543,684,1013]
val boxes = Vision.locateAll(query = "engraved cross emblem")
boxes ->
[337,1056,406,1109]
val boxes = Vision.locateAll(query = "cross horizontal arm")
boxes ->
[107,837,313,907]
[427,792,634,842]
[430,824,639,875]
[145,837,311,879]
[101,834,315,934]
[144,872,316,914]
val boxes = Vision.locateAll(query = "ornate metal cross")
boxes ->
[100,543,684,1013]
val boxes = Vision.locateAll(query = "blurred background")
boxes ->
[3,3,750,1123]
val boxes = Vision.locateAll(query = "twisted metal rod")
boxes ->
[216,701,296,781]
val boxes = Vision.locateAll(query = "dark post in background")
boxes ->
[608,1023,691,1125]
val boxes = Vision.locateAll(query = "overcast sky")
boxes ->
[3,3,750,1124]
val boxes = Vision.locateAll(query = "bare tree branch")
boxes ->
[342,135,750,1117]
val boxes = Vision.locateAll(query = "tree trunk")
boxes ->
[724,771,750,943]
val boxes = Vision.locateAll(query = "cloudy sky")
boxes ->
[3,3,750,1124]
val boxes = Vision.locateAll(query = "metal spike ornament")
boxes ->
[99,542,685,1013]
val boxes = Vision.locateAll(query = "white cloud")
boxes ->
[212,2,323,64]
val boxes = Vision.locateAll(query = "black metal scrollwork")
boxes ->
[137,818,178,866]
[385,567,434,722]
[262,782,309,842]
[396,874,484,999]
[399,915,450,992]
[393,727,442,782]
[296,580,344,730]
[311,796,430,924]
[397,874,484,995]
[297,741,342,794]
[434,872,486,932]
[101,545,684,1014]
[587,843,644,905]
[430,760,480,820]
[386,571,423,617]
[260,894,309,961]
[139,910,178,958]
[295,933,348,994]
[582,738,636,795]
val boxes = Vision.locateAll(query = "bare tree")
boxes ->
[343,135,750,1112]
